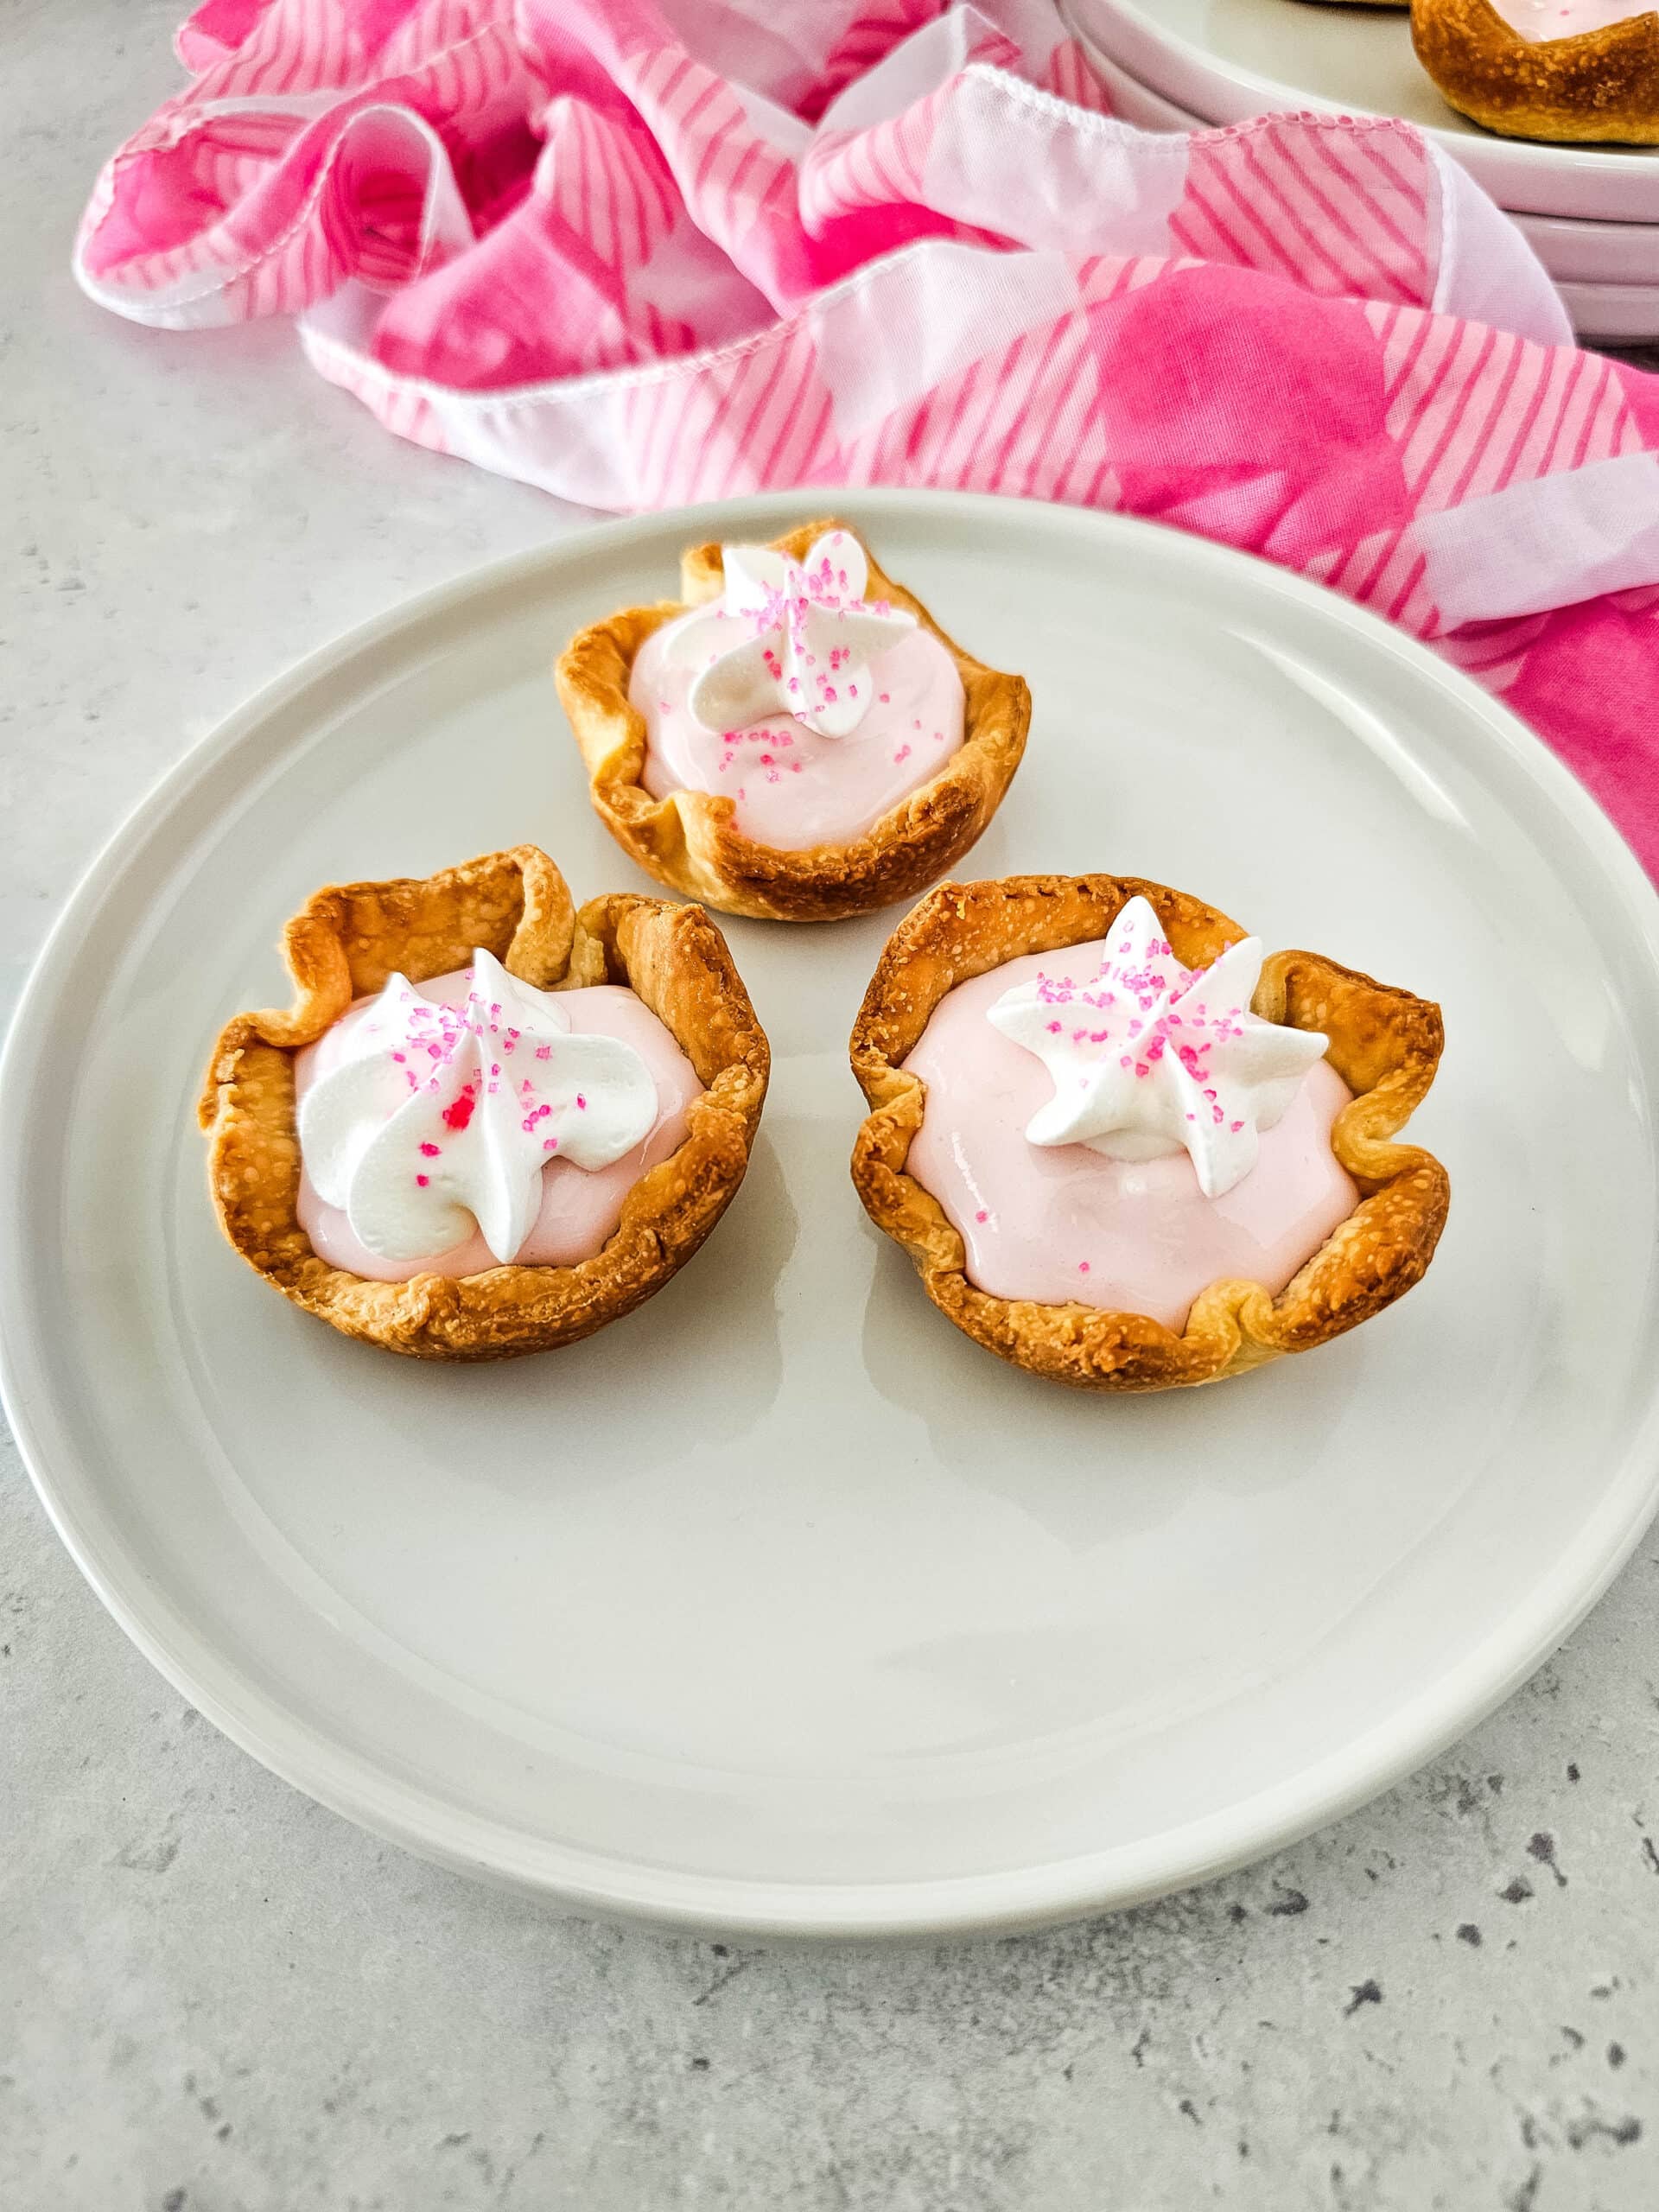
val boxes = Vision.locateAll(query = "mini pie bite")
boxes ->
[849,874,1450,1392]
[1411,0,1659,141]
[556,519,1032,923]
[200,845,769,1360]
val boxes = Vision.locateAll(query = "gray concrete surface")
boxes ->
[4,3,1657,2206]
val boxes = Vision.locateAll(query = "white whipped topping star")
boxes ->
[298,948,658,1264]
[686,529,915,740]
[987,897,1329,1199]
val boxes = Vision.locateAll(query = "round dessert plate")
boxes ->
[4,491,1659,1938]
[1083,42,1659,295]
[1064,0,1659,223]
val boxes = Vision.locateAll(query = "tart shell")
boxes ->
[849,874,1450,1393]
[555,519,1032,923]
[200,846,769,1360]
[1411,0,1659,142]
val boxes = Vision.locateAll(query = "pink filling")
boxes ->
[294,976,701,1280]
[630,613,965,849]
[1497,0,1650,36]
[901,944,1360,1333]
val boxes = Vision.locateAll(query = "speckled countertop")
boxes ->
[6,6,1659,2208]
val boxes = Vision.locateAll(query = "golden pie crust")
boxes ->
[555,518,1032,923]
[1412,0,1659,141]
[849,874,1450,1392]
[200,846,769,1360]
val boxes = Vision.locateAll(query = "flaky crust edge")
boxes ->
[849,874,1450,1393]
[199,845,770,1360]
[1411,0,1659,142]
[555,518,1032,922]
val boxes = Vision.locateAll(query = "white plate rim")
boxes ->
[1554,276,1659,338]
[5,486,1659,1939]
[1062,0,1659,224]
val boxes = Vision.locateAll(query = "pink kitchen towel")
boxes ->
[77,0,1659,876]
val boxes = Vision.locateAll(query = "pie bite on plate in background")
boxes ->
[850,872,1449,1392]
[1411,0,1659,142]
[200,844,768,1359]
[556,519,1031,922]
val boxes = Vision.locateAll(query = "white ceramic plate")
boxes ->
[1080,41,1659,299]
[1522,213,1659,289]
[5,491,1659,1939]
[1065,0,1659,223]
[1555,274,1659,338]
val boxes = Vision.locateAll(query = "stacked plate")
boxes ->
[1064,0,1659,343]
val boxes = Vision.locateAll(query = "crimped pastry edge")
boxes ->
[200,844,769,1359]
[555,518,1032,922]
[849,872,1450,1392]
[1412,0,1659,142]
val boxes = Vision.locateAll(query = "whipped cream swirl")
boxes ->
[987,897,1329,1199]
[685,530,916,740]
[297,948,658,1264]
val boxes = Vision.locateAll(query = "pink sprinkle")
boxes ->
[1078,1261,1090,1274]
[1230,1119,1244,1134]
[975,1209,988,1224]
[879,692,890,703]
[419,1142,440,1158]
[416,1173,429,1188]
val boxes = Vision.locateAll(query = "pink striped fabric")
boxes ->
[78,0,1659,875]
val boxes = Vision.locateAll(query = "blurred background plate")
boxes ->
[1552,275,1659,340]
[1077,34,1659,321]
[1064,0,1659,222]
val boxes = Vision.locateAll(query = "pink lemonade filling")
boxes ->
[630,613,965,849]
[1497,0,1654,35]
[902,944,1360,1333]
[295,976,701,1280]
